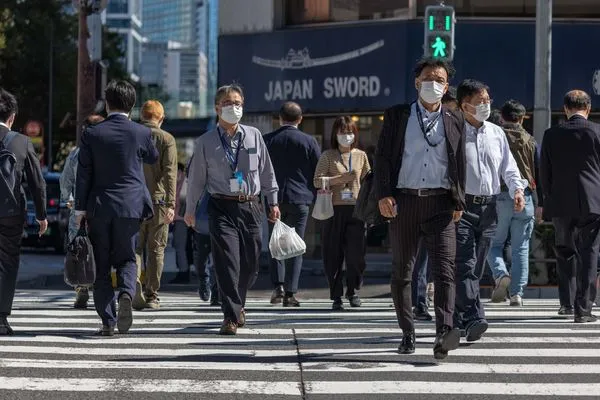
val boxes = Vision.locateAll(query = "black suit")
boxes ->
[75,114,158,327]
[0,126,46,315]
[374,104,466,333]
[541,114,600,317]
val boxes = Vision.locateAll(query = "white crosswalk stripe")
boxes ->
[2,290,599,399]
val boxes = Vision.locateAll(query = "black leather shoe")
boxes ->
[574,314,598,323]
[270,285,284,304]
[117,294,133,334]
[558,306,574,315]
[74,287,89,309]
[466,319,488,342]
[198,280,210,302]
[238,309,246,327]
[94,325,115,336]
[0,316,14,336]
[433,326,460,360]
[398,330,415,354]
[283,295,301,307]
[332,297,344,311]
[413,306,433,321]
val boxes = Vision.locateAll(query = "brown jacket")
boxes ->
[501,122,539,205]
[142,121,178,208]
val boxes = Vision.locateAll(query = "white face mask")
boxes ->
[469,103,491,122]
[337,133,355,147]
[419,81,445,104]
[220,105,243,124]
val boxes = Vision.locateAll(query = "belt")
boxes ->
[211,194,259,203]
[466,194,496,205]
[396,188,449,197]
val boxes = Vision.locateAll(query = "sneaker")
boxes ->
[146,297,160,309]
[332,297,344,311]
[491,275,510,303]
[509,294,523,307]
[117,294,133,334]
[347,295,362,308]
[132,282,146,311]
[74,287,89,309]
[198,280,210,302]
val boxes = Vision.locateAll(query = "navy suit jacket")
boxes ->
[263,125,321,205]
[541,114,600,218]
[75,114,159,219]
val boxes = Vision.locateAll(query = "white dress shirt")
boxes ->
[0,122,8,128]
[397,101,450,189]
[464,121,527,197]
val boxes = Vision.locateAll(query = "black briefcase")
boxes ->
[64,219,96,287]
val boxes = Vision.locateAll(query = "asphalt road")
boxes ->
[1,290,599,400]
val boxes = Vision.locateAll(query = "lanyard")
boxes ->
[414,101,442,147]
[339,150,352,172]
[218,126,244,174]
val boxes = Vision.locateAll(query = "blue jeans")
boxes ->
[487,192,534,297]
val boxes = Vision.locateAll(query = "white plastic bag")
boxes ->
[312,177,334,220]
[269,220,307,261]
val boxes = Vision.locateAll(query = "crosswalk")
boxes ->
[2,291,600,399]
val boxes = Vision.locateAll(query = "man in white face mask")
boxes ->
[184,84,281,335]
[375,58,467,359]
[454,79,527,342]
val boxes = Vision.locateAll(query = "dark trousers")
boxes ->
[89,217,140,327]
[321,205,366,300]
[454,197,497,329]
[411,245,430,310]
[0,215,24,316]
[193,231,217,293]
[553,216,600,316]
[173,220,193,272]
[389,192,456,333]
[208,197,262,324]
[268,203,310,294]
[553,217,577,308]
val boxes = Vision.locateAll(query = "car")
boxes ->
[22,172,70,254]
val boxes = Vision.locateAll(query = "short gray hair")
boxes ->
[564,90,591,111]
[214,84,244,105]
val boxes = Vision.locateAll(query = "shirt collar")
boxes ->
[0,122,8,129]
[466,120,487,134]
[108,112,129,118]
[217,123,242,139]
[416,100,442,117]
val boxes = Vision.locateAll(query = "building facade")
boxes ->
[105,0,143,82]
[219,0,600,270]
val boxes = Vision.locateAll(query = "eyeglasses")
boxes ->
[221,100,243,107]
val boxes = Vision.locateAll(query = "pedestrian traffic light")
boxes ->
[424,5,455,61]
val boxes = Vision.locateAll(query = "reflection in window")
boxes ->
[417,0,600,17]
[107,0,129,14]
[285,0,411,25]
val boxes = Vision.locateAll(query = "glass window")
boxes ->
[106,18,131,29]
[107,0,129,14]
[285,0,411,25]
[417,0,600,18]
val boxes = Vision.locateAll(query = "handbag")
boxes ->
[64,218,96,287]
[312,177,334,220]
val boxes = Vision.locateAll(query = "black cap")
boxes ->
[501,99,527,122]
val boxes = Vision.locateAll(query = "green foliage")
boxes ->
[0,1,128,169]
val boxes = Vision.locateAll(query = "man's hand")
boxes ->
[378,197,397,218]
[164,208,175,224]
[535,207,544,223]
[453,210,463,222]
[37,219,48,237]
[514,190,525,212]
[184,213,195,228]
[268,205,281,223]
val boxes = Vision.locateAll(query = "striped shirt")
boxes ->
[313,148,370,206]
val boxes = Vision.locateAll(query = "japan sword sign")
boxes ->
[424,4,456,61]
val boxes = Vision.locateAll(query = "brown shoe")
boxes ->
[238,309,246,327]
[219,319,238,335]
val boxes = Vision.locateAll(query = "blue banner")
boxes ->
[219,20,600,112]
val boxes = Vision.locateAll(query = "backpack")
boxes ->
[0,131,19,218]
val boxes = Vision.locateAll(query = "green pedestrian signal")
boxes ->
[424,5,455,61]
[432,37,447,58]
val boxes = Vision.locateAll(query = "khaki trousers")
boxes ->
[135,206,169,299]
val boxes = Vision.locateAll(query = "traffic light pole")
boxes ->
[533,0,552,144]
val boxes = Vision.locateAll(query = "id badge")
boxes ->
[229,178,242,193]
[248,147,258,171]
[341,188,353,201]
